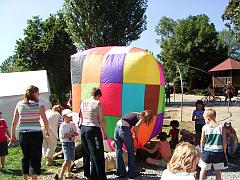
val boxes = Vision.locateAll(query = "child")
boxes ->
[198,108,228,180]
[161,142,200,180]
[179,129,195,145]
[141,132,171,168]
[168,120,180,149]
[224,122,238,159]
[0,112,10,170]
[192,100,205,145]
[55,109,78,180]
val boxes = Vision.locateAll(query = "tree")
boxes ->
[1,55,15,73]
[155,16,176,44]
[222,0,240,42]
[63,0,147,49]
[156,15,228,90]
[0,55,26,73]
[155,17,177,83]
[218,30,240,59]
[14,13,77,97]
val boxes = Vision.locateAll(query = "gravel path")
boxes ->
[38,159,240,180]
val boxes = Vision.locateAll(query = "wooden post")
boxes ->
[212,73,215,91]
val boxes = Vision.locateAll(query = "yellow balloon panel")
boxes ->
[123,52,160,84]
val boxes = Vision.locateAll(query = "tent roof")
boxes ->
[0,70,49,97]
[209,58,240,72]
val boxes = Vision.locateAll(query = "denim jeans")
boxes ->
[114,125,137,177]
[62,142,75,161]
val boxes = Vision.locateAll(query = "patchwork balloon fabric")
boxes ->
[71,46,165,148]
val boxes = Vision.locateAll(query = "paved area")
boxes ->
[165,94,240,137]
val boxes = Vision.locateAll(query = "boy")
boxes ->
[55,109,78,180]
[199,108,228,180]
[0,112,10,170]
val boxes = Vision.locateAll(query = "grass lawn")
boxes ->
[0,145,63,180]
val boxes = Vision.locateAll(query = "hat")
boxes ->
[224,122,232,128]
[62,109,73,117]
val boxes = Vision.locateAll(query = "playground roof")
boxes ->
[209,58,240,72]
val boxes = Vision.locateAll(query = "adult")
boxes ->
[80,88,108,180]
[114,110,154,178]
[42,105,62,166]
[224,82,234,104]
[11,85,49,180]
[165,83,171,105]
[224,122,238,158]
[207,85,215,98]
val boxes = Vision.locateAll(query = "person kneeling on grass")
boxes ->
[55,109,78,180]
[141,132,171,168]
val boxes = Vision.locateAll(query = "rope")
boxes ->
[218,112,232,122]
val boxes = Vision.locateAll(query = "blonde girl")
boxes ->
[161,142,200,180]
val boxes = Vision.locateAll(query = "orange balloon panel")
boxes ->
[135,116,157,147]
[82,55,105,83]
[72,83,81,112]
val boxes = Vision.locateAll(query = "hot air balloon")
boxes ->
[71,46,165,151]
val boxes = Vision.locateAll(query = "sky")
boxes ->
[0,0,229,65]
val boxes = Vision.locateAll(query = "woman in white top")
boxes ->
[80,88,108,180]
[42,105,62,165]
[161,142,200,180]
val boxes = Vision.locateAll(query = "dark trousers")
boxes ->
[19,131,43,175]
[81,125,106,180]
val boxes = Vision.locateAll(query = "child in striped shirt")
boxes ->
[198,108,228,180]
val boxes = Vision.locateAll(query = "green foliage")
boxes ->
[0,55,27,73]
[14,13,77,97]
[218,30,240,60]
[156,14,228,89]
[63,0,147,49]
[155,16,176,44]
[222,0,240,42]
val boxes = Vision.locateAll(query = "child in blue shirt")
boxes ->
[192,100,205,145]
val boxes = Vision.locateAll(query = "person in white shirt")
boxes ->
[42,105,62,166]
[161,142,200,180]
[55,109,78,180]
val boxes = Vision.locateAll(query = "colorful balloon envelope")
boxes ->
[71,46,165,149]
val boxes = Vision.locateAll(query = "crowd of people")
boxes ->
[0,85,239,180]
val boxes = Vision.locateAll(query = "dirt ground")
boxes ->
[165,93,240,139]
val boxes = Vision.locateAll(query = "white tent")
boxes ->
[0,70,51,128]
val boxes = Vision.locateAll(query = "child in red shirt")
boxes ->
[168,120,180,149]
[0,112,10,170]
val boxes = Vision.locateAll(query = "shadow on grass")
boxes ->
[0,168,56,177]
[0,168,22,176]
